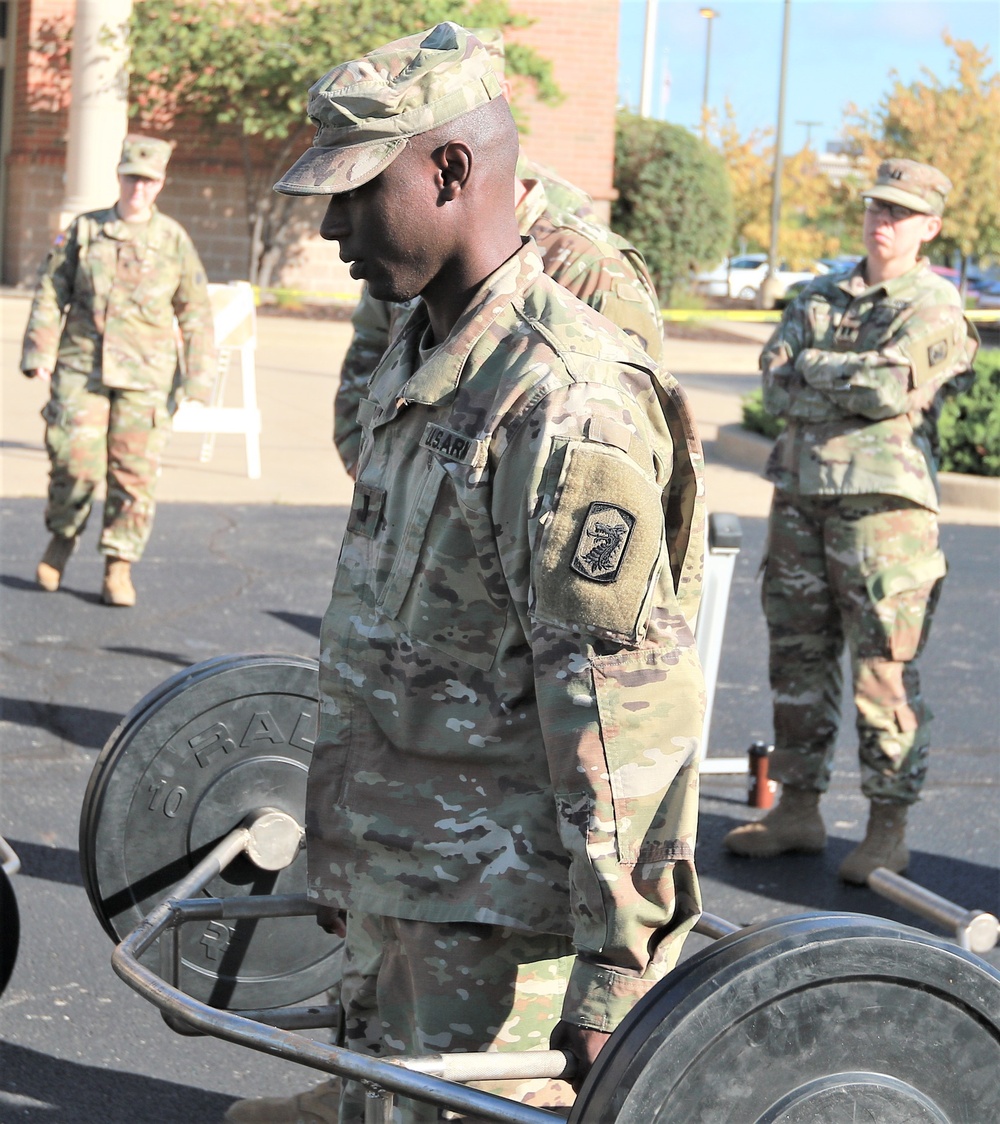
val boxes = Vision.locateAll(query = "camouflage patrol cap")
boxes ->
[274,22,502,197]
[864,158,952,217]
[118,135,171,180]
[469,27,506,77]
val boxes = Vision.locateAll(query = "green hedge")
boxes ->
[741,348,1000,477]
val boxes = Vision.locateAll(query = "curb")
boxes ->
[715,424,1000,513]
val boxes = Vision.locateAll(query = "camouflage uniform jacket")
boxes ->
[311,240,706,1027]
[334,177,663,472]
[20,206,215,403]
[761,259,978,510]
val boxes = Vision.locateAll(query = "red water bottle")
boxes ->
[748,741,776,809]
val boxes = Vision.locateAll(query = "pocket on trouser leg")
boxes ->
[864,549,947,662]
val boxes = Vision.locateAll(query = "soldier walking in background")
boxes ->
[332,29,663,479]
[20,136,215,607]
[724,159,979,883]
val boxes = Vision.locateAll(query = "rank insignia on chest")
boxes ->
[571,502,636,583]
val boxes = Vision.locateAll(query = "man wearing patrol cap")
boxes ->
[20,134,215,606]
[332,27,665,480]
[724,157,979,884]
[226,22,705,1124]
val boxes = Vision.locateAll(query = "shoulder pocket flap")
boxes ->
[534,442,662,643]
[866,548,947,603]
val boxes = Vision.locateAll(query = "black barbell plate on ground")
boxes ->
[570,912,1000,1124]
[79,652,253,908]
[80,654,342,1011]
[0,865,19,997]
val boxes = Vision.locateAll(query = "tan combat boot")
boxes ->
[36,534,76,591]
[101,558,136,607]
[838,801,909,885]
[723,786,826,858]
[224,1078,341,1123]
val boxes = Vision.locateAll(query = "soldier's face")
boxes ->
[863,201,941,270]
[319,144,442,304]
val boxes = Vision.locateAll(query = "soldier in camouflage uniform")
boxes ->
[332,30,663,479]
[226,23,705,1124]
[20,136,215,606]
[724,159,979,884]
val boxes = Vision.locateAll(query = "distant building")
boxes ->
[2,0,622,295]
[815,140,863,187]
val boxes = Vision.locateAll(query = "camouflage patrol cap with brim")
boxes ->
[273,22,503,198]
[863,157,952,217]
[117,135,172,180]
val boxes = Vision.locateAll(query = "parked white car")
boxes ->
[695,254,824,301]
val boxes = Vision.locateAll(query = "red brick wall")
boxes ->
[4,0,620,292]
[512,0,619,209]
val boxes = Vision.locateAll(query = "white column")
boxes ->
[58,0,134,230]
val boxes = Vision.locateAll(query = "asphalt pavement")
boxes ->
[1,298,998,1122]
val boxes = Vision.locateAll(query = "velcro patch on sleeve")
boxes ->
[907,325,957,388]
[534,441,663,643]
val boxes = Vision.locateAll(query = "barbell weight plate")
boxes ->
[0,865,19,997]
[79,654,341,1011]
[571,912,1000,1124]
[79,652,255,909]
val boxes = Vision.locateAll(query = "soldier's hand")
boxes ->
[549,1020,612,1092]
[26,367,52,384]
[315,904,347,937]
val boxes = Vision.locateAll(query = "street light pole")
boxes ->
[699,8,719,138]
[761,0,792,309]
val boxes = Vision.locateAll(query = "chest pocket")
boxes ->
[378,456,508,671]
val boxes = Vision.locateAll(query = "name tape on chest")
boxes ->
[571,502,636,583]
[420,423,489,466]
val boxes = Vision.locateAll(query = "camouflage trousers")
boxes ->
[336,912,576,1123]
[43,369,171,562]
[762,491,946,804]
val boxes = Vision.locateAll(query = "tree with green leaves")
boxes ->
[612,113,733,303]
[124,0,559,287]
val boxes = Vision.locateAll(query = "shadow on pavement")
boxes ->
[0,698,119,751]
[102,646,194,667]
[266,610,322,639]
[3,840,83,888]
[0,1042,236,1123]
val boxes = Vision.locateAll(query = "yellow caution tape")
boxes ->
[251,286,1000,324]
[660,309,1000,323]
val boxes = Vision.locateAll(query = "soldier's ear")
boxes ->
[921,215,942,244]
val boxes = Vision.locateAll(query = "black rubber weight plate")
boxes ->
[0,865,19,997]
[80,654,341,1010]
[570,912,1000,1124]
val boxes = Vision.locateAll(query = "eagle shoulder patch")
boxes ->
[571,502,636,583]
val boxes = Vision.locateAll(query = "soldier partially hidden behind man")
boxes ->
[20,136,215,607]
[724,158,979,883]
[226,22,705,1124]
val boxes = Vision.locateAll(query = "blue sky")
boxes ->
[618,0,1000,151]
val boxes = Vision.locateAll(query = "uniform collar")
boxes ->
[515,178,548,235]
[840,256,931,301]
[390,238,545,407]
[103,205,160,241]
